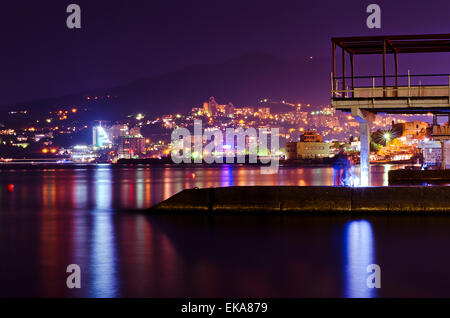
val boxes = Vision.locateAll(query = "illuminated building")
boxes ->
[216,104,225,114]
[203,97,219,116]
[118,135,146,159]
[34,132,53,142]
[0,129,15,135]
[71,145,96,163]
[285,142,298,160]
[418,140,442,169]
[300,130,323,142]
[258,107,271,119]
[393,121,428,139]
[108,124,129,142]
[286,132,331,159]
[225,102,235,117]
[242,106,254,116]
[191,107,202,116]
[350,138,361,152]
[296,142,330,159]
[129,126,141,136]
[92,123,111,147]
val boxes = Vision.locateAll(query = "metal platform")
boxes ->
[330,34,450,185]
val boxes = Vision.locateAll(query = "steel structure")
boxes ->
[330,34,450,185]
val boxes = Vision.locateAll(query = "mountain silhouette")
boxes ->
[3,53,331,119]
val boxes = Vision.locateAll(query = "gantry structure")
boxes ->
[331,34,450,185]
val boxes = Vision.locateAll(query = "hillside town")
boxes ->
[0,96,437,165]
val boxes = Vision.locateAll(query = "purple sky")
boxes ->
[1,0,449,106]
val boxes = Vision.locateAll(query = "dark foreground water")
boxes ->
[0,164,449,297]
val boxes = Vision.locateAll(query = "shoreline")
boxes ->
[0,160,410,170]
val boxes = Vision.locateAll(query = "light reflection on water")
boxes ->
[90,212,118,297]
[0,164,442,297]
[90,168,118,297]
[343,220,376,298]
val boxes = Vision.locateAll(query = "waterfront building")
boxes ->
[71,145,96,163]
[300,130,323,142]
[393,121,428,140]
[92,123,111,148]
[286,132,331,159]
[285,142,298,160]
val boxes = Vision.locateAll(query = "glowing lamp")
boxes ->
[7,184,14,192]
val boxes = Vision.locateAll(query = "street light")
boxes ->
[383,132,392,144]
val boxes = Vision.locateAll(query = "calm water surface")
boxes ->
[0,164,449,297]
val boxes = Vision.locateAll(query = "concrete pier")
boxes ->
[151,186,450,213]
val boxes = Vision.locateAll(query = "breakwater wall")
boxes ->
[389,169,450,183]
[151,186,450,213]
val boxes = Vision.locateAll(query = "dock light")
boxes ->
[42,148,49,154]
[7,184,14,192]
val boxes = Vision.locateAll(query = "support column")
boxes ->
[442,141,446,170]
[359,121,370,186]
[352,108,375,186]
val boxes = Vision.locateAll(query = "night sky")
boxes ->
[1,0,450,106]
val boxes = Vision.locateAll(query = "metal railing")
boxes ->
[331,72,450,100]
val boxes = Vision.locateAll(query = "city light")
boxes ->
[3,2,450,303]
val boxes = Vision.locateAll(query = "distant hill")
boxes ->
[2,53,330,119]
